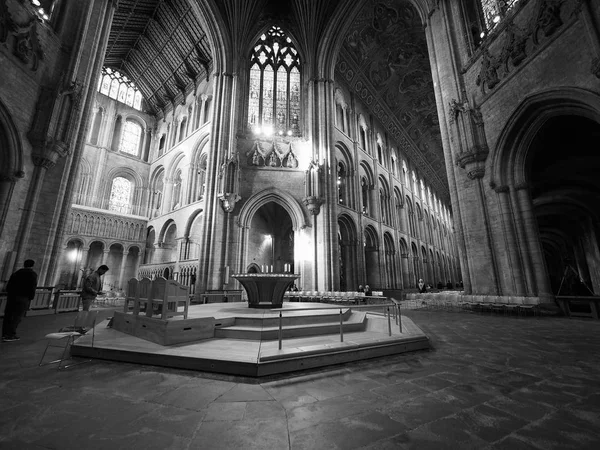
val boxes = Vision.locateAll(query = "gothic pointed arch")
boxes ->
[0,99,23,179]
[238,187,309,231]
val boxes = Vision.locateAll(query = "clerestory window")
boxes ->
[120,120,142,156]
[463,0,522,49]
[29,0,54,22]
[248,26,301,137]
[98,67,143,111]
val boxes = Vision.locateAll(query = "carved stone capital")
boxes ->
[514,182,529,191]
[456,146,489,169]
[32,155,55,169]
[494,185,510,194]
[467,168,486,180]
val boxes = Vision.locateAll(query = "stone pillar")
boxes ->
[101,249,110,265]
[76,246,90,288]
[515,184,553,302]
[0,174,19,238]
[118,250,128,289]
[495,185,526,295]
[199,94,208,126]
[161,177,174,215]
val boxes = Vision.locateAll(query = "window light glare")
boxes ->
[255,127,262,135]
[480,32,486,38]
[287,130,292,136]
[493,15,501,23]
[42,13,49,20]
[278,130,283,135]
[32,0,41,6]
[38,8,44,14]
[263,125,273,136]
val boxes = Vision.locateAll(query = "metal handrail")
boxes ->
[272,298,402,350]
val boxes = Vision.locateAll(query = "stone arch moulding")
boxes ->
[0,99,24,178]
[184,208,203,238]
[237,187,310,231]
[491,87,600,188]
[158,219,177,244]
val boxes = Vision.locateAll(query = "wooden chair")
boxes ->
[124,278,138,313]
[148,277,189,319]
[39,311,98,370]
[133,277,152,315]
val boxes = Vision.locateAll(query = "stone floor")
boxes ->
[1,306,599,449]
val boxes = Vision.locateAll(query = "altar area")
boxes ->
[71,301,429,377]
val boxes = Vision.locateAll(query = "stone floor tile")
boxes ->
[215,383,274,402]
[290,410,407,450]
[191,418,289,450]
[204,401,247,421]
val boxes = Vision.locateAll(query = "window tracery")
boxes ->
[108,177,132,214]
[29,0,54,22]
[248,26,301,137]
[120,120,142,156]
[98,67,143,110]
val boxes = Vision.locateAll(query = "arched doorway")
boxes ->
[249,202,294,273]
[363,225,380,289]
[527,116,600,296]
[338,214,359,291]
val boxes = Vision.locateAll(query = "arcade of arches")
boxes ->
[1,0,599,312]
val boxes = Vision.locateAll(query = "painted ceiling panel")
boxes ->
[337,0,448,199]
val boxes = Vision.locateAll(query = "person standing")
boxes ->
[80,265,109,311]
[2,259,38,342]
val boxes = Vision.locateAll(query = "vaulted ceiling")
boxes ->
[104,0,447,198]
[336,0,448,199]
[104,0,212,116]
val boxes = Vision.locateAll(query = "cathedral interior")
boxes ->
[2,0,599,309]
[2,0,600,448]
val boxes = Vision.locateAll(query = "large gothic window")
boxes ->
[480,0,521,32]
[248,26,301,136]
[108,177,132,214]
[98,67,143,110]
[120,120,142,156]
[463,0,522,48]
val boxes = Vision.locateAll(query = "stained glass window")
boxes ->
[247,26,301,136]
[98,67,144,111]
[108,177,132,214]
[120,120,142,156]
[480,0,521,33]
[29,0,54,22]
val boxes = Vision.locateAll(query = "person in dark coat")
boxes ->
[2,259,38,342]
[80,265,109,311]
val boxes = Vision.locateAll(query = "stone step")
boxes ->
[214,311,367,340]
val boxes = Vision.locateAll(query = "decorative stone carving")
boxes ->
[476,50,500,94]
[218,193,241,213]
[0,1,44,71]
[533,0,564,44]
[303,196,324,216]
[591,57,600,79]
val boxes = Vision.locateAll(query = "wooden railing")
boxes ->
[271,298,402,350]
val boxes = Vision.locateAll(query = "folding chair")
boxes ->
[39,311,98,370]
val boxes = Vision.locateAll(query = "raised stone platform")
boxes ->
[71,302,429,377]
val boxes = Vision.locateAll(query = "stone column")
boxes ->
[515,184,553,302]
[76,246,90,288]
[118,250,128,289]
[161,177,174,215]
[0,173,19,238]
[495,185,526,295]
[101,249,110,265]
